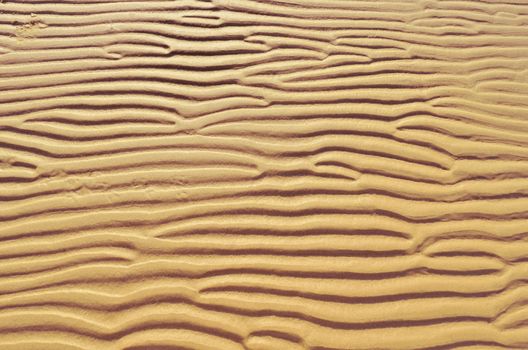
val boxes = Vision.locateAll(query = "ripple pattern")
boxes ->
[1,0,528,349]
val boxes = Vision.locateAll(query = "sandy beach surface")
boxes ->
[1,0,528,349]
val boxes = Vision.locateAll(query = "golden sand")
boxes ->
[1,0,528,349]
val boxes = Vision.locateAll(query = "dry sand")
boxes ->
[1,0,528,349]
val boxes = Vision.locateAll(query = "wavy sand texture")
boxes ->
[1,0,528,349]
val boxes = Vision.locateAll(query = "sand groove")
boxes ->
[1,0,528,349]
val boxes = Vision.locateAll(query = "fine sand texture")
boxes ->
[1,0,528,349]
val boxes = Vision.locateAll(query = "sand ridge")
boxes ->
[1,0,528,349]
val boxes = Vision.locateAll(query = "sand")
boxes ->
[1,0,528,349]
